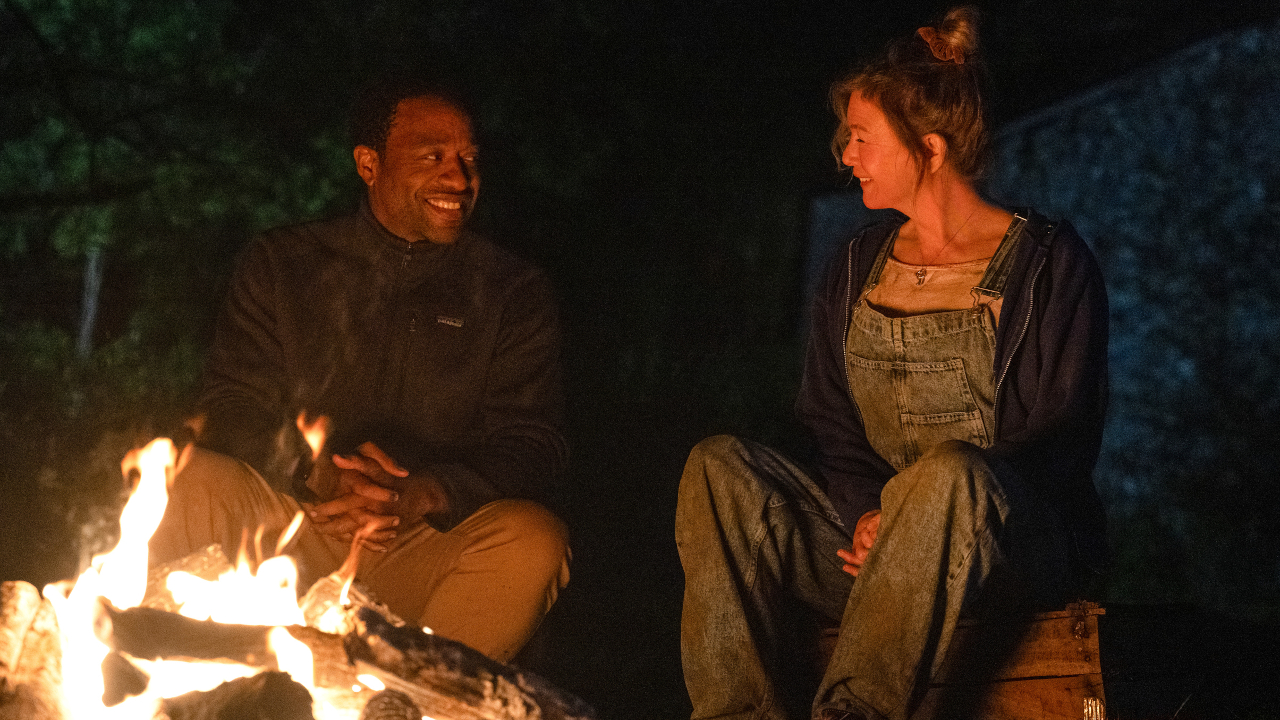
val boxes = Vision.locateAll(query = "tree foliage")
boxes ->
[0,0,353,580]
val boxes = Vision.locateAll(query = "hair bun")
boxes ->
[917,6,979,65]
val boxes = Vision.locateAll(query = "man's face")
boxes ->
[355,96,479,244]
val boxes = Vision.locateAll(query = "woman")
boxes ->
[675,8,1108,720]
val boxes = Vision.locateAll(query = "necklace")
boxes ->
[914,208,977,285]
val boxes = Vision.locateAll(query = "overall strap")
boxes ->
[858,225,902,298]
[973,212,1036,299]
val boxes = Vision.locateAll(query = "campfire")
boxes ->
[0,438,594,720]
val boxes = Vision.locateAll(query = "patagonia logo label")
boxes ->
[436,315,464,328]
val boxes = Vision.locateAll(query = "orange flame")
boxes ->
[276,510,305,557]
[43,438,340,717]
[296,412,330,461]
[44,438,177,718]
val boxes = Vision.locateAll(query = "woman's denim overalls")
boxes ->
[845,215,1027,468]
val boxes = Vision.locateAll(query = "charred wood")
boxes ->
[143,544,233,614]
[160,670,314,720]
[101,650,149,707]
[99,602,273,666]
[0,581,65,720]
[349,608,597,720]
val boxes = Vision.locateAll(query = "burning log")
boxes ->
[161,671,315,720]
[5,568,599,720]
[348,608,597,720]
[100,603,275,665]
[0,581,65,720]
[95,595,597,720]
[142,544,234,615]
[4,435,596,719]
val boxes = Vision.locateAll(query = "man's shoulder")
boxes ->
[252,211,365,255]
[456,231,548,288]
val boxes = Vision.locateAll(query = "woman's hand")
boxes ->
[836,510,881,576]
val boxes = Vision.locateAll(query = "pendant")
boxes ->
[915,267,927,285]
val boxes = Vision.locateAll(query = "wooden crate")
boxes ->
[915,602,1106,720]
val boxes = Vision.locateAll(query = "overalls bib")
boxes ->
[846,215,1026,471]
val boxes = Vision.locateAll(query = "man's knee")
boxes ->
[465,500,570,582]
[173,446,263,498]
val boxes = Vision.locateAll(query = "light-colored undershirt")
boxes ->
[865,256,1003,328]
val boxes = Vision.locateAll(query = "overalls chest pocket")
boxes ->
[846,352,991,472]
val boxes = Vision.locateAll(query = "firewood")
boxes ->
[0,582,65,720]
[0,581,42,677]
[100,650,149,707]
[358,689,421,720]
[160,670,314,720]
[99,602,597,720]
[143,544,234,614]
[299,572,407,635]
[99,602,273,666]
[347,608,597,720]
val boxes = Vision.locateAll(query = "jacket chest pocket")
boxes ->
[391,306,481,424]
[847,355,991,472]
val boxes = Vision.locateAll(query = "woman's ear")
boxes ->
[922,133,948,174]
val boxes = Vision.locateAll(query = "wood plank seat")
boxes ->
[816,602,1107,720]
[917,602,1105,720]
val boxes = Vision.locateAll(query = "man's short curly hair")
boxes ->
[349,74,475,154]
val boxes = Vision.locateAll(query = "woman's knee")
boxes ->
[676,434,748,526]
[891,440,1000,510]
[684,435,748,479]
[919,440,989,476]
[678,434,751,500]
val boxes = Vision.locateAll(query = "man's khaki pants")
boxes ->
[149,447,570,663]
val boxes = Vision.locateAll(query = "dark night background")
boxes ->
[3,1,1280,718]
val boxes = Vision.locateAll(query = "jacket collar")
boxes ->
[353,196,472,270]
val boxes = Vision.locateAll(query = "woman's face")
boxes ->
[841,93,919,211]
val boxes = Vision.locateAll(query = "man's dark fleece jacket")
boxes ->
[197,203,567,532]
[796,210,1109,571]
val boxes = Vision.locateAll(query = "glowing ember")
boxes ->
[357,674,385,691]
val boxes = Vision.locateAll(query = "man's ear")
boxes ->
[353,145,379,187]
[921,133,948,174]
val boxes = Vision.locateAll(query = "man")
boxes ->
[150,76,570,664]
